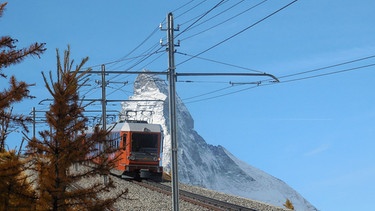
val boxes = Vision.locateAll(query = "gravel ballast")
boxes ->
[98,175,289,211]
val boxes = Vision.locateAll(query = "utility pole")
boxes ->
[74,13,278,210]
[32,107,36,139]
[101,64,109,185]
[101,64,107,130]
[166,12,180,211]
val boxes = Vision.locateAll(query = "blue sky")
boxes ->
[2,1,375,210]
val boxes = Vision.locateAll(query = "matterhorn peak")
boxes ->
[121,73,317,211]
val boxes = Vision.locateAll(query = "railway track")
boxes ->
[133,180,258,211]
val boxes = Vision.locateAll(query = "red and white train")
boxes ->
[89,120,163,181]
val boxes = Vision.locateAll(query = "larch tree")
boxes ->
[0,2,46,210]
[27,46,127,210]
[0,150,36,210]
[0,2,46,152]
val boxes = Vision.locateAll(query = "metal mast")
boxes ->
[101,64,107,130]
[167,12,180,211]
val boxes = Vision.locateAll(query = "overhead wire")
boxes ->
[276,63,375,84]
[85,0,200,97]
[184,84,259,104]
[177,0,231,27]
[181,0,243,29]
[180,0,268,41]
[175,0,209,21]
[112,0,206,74]
[102,0,200,72]
[106,84,132,98]
[175,0,227,39]
[122,0,228,73]
[93,0,297,104]
[79,0,271,84]
[77,0,233,83]
[176,0,299,67]
[182,85,236,101]
[277,54,375,80]
[105,46,164,84]
[140,52,166,70]
[172,0,197,14]
[181,54,375,104]
[178,80,229,84]
[71,0,201,102]
[106,26,161,70]
[176,51,264,73]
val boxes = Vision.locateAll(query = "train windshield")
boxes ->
[131,133,159,154]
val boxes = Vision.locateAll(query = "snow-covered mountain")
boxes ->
[120,73,317,211]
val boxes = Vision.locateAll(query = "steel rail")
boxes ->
[134,180,258,211]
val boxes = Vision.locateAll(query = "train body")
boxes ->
[89,120,163,181]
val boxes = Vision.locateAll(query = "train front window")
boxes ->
[131,133,158,154]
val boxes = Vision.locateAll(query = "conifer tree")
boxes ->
[0,2,45,209]
[27,46,127,210]
[0,150,36,210]
[0,2,46,151]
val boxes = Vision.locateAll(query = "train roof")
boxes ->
[111,121,162,133]
[85,121,162,133]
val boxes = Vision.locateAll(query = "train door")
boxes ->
[119,131,130,169]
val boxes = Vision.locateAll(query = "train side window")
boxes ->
[122,134,127,150]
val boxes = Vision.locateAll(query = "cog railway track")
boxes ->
[131,180,258,211]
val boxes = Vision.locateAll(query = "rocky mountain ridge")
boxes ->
[120,73,317,211]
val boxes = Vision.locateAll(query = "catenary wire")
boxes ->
[182,85,236,101]
[182,57,375,104]
[184,84,259,104]
[278,54,375,79]
[177,0,231,27]
[276,63,375,84]
[76,1,198,72]
[106,26,160,70]
[175,0,227,39]
[180,0,268,41]
[176,0,299,68]
[172,0,197,14]
[176,51,264,73]
[175,0,209,21]
[140,52,165,70]
[178,0,249,38]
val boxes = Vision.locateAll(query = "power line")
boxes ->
[103,0,198,70]
[106,47,164,83]
[172,0,197,14]
[106,27,160,70]
[175,0,209,21]
[180,0,268,41]
[175,0,227,39]
[181,56,375,104]
[182,85,234,101]
[178,80,229,84]
[176,0,299,67]
[123,49,165,71]
[277,63,375,84]
[140,52,165,70]
[278,54,375,79]
[176,51,264,73]
[184,84,258,104]
[79,1,198,74]
[183,0,244,30]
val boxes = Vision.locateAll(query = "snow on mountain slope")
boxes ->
[120,73,317,211]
